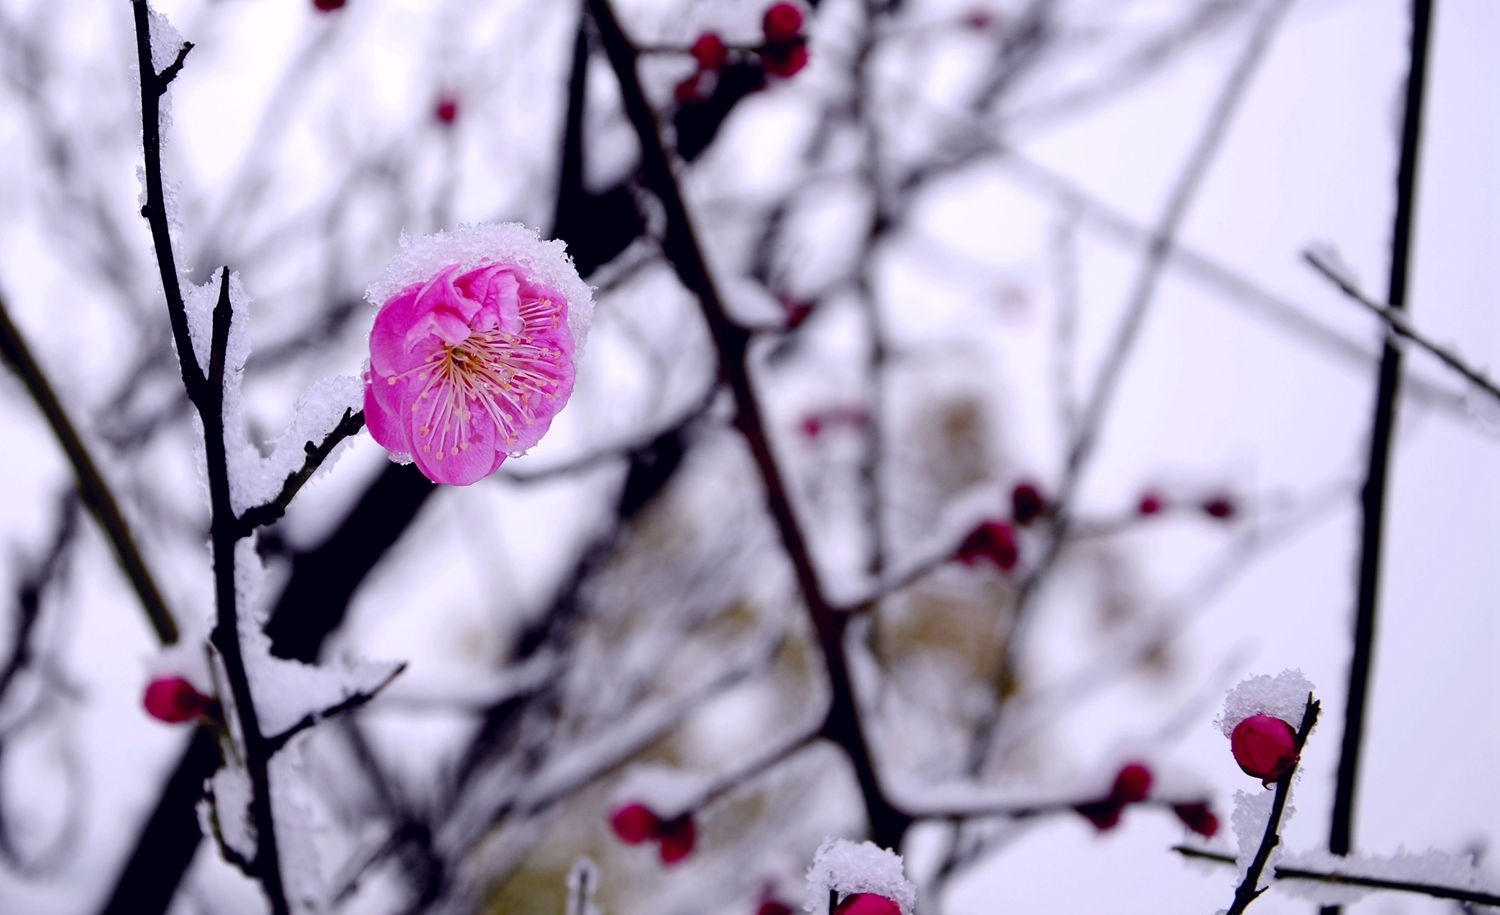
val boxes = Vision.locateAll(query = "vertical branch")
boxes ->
[583,0,911,847]
[1324,0,1434,904]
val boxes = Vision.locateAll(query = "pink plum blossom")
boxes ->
[364,223,592,485]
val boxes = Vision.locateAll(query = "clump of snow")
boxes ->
[805,837,916,915]
[365,222,596,352]
[272,735,336,915]
[1216,669,1314,736]
[203,762,256,863]
[1230,789,1286,881]
[240,627,402,738]
[146,6,185,74]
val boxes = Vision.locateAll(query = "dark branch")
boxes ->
[234,408,367,536]
[1178,846,1500,910]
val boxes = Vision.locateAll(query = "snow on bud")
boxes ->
[143,676,212,724]
[806,837,916,915]
[1172,802,1220,838]
[1230,714,1299,785]
[833,895,903,915]
[364,223,594,485]
[609,803,660,844]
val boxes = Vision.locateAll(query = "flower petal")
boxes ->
[458,264,523,335]
[363,373,411,455]
[406,385,500,486]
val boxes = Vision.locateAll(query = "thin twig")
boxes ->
[1304,248,1500,405]
[1178,846,1500,910]
[264,662,406,756]
[0,290,178,644]
[1325,4,1434,908]
[1226,695,1320,915]
[233,408,366,535]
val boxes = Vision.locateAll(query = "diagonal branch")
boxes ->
[0,289,178,644]
[233,408,366,536]
[1304,248,1500,406]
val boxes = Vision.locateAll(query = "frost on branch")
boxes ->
[805,837,916,915]
[1229,789,1283,880]
[1277,847,1500,907]
[183,272,363,515]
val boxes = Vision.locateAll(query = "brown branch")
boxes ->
[0,290,178,644]
[584,0,911,848]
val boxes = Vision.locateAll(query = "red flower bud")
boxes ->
[758,903,794,915]
[1137,490,1165,516]
[761,41,808,78]
[313,0,346,11]
[656,813,696,864]
[674,74,703,105]
[762,2,805,42]
[1201,495,1235,520]
[143,676,210,724]
[609,803,661,844]
[956,520,1018,572]
[1230,714,1298,784]
[1010,481,1046,525]
[833,894,903,915]
[1109,762,1152,804]
[1172,802,1220,838]
[1074,798,1124,831]
[691,32,730,71]
[434,95,459,126]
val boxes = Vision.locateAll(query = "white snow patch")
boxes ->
[205,762,256,863]
[1216,669,1315,736]
[805,837,916,915]
[1230,789,1287,884]
[1277,847,1498,907]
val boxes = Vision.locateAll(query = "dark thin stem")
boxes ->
[264,662,405,756]
[199,269,289,915]
[233,408,366,535]
[584,0,910,847]
[1304,248,1499,405]
[0,291,178,644]
[1226,696,1320,915]
[1325,3,1434,905]
[130,0,202,399]
[1178,847,1500,909]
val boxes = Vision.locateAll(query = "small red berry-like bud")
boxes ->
[1074,798,1124,831]
[674,74,703,105]
[762,2,805,42]
[1172,802,1220,838]
[782,299,813,328]
[799,414,824,440]
[1010,481,1046,525]
[1137,490,1165,516]
[656,813,696,864]
[761,41,808,78]
[1202,495,1235,520]
[143,677,209,724]
[833,894,903,915]
[1230,714,1298,784]
[609,803,660,844]
[757,903,794,915]
[956,520,1018,572]
[434,95,459,126]
[1109,762,1153,804]
[313,0,346,12]
[691,32,729,71]
[964,10,995,30]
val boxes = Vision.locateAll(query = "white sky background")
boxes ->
[0,0,1496,914]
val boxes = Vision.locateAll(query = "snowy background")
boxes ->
[0,0,1496,913]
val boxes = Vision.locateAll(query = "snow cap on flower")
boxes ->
[806,838,916,915]
[364,222,594,485]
